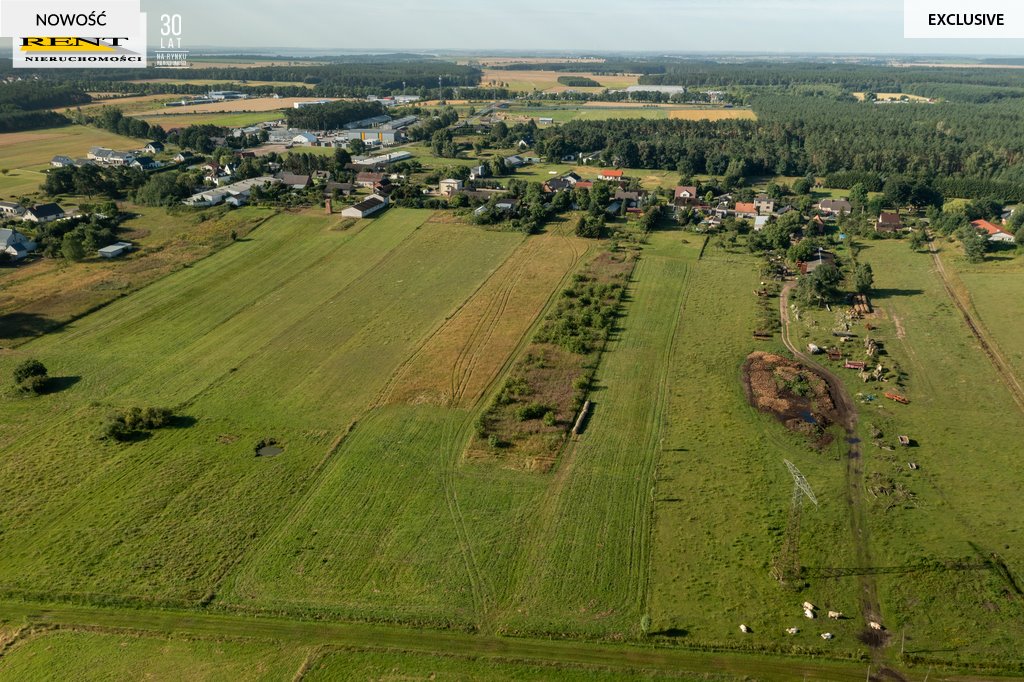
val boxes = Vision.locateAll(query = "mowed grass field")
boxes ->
[1,206,273,345]
[0,125,147,198]
[948,251,1024,384]
[785,239,1024,665]
[0,631,308,681]
[647,237,860,653]
[0,208,531,604]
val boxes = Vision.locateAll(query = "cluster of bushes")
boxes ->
[557,76,601,88]
[30,208,122,260]
[102,406,174,441]
[576,213,606,238]
[12,359,49,395]
[535,273,625,355]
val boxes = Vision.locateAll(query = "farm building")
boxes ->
[0,227,37,260]
[799,249,836,274]
[598,169,624,181]
[972,219,1016,243]
[753,215,770,231]
[293,100,330,109]
[355,172,386,188]
[876,212,902,232]
[50,155,74,168]
[292,132,318,146]
[341,194,389,219]
[98,241,133,259]
[0,201,25,218]
[23,203,65,223]
[184,176,280,207]
[353,151,412,166]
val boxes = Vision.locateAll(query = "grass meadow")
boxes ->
[783,238,1024,666]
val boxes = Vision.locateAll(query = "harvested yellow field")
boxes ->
[475,57,607,66]
[667,108,757,121]
[852,92,932,102]
[379,221,591,409]
[481,69,638,93]
[135,96,339,116]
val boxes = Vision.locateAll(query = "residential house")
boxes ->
[143,141,165,154]
[754,195,775,215]
[341,194,389,219]
[469,165,490,181]
[972,219,1016,243]
[0,201,25,218]
[753,215,771,231]
[174,152,195,164]
[276,172,311,190]
[439,178,464,197]
[598,169,624,181]
[734,202,757,219]
[575,180,593,190]
[674,185,699,205]
[324,181,355,196]
[0,227,36,260]
[504,155,526,169]
[131,157,159,171]
[544,178,571,193]
[23,203,65,223]
[98,241,133,258]
[563,172,582,186]
[88,147,135,166]
[876,212,902,233]
[184,176,280,207]
[355,172,385,189]
[817,198,852,216]
[50,155,74,168]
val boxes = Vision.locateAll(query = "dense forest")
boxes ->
[0,81,91,132]
[284,101,387,130]
[0,59,480,100]
[537,94,1024,199]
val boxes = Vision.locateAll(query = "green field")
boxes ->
[4,197,1024,677]
[0,125,148,186]
[780,238,1024,666]
[951,251,1024,383]
[0,631,308,681]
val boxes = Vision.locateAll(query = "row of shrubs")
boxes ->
[534,274,625,355]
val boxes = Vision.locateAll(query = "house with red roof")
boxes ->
[598,169,624,181]
[734,202,757,219]
[972,219,1016,243]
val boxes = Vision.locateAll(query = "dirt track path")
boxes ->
[925,232,1024,415]
[779,283,890,665]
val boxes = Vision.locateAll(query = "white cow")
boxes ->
[804,608,816,619]
[739,624,751,634]
[785,627,799,635]
[821,632,834,640]
[827,610,843,620]
[802,601,816,611]
[869,621,883,631]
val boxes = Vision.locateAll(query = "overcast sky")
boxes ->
[143,0,1024,56]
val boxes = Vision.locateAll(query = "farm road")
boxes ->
[925,232,1024,415]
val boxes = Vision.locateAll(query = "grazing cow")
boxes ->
[869,621,883,630]
[739,624,751,634]
[802,601,816,611]
[828,610,843,620]
[785,627,799,635]
[821,632,834,640]
[804,608,816,619]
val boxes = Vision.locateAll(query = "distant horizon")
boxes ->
[141,0,1024,57]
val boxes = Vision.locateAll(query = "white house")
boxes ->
[23,203,65,223]
[972,219,1016,243]
[0,227,36,260]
